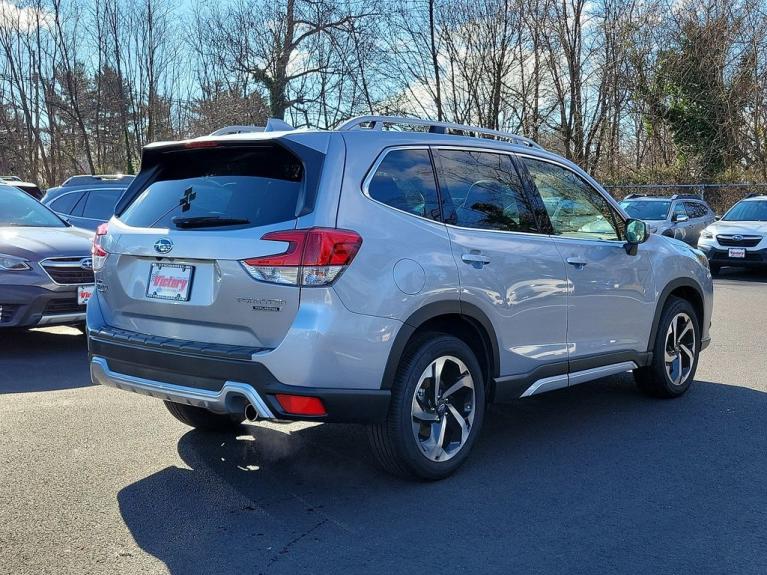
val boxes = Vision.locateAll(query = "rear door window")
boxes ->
[692,202,708,218]
[119,144,306,229]
[434,149,538,233]
[82,189,122,220]
[366,148,441,220]
[49,192,82,214]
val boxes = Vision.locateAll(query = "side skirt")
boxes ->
[520,361,637,398]
[493,351,651,401]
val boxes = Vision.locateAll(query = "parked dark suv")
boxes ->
[43,175,134,231]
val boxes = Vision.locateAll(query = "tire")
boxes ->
[368,333,486,480]
[164,401,242,431]
[634,296,700,398]
[710,264,720,276]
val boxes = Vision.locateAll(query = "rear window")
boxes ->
[119,145,305,229]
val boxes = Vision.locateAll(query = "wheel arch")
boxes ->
[648,278,705,351]
[380,301,500,391]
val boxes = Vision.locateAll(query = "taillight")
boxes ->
[241,228,362,287]
[92,223,109,270]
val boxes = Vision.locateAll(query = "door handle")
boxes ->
[461,253,491,266]
[566,257,588,268]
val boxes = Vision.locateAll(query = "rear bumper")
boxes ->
[87,329,391,423]
[90,356,278,418]
[699,245,767,268]
[0,284,85,328]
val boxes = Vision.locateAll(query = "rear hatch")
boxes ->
[98,138,328,349]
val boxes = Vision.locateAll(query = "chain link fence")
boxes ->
[605,184,767,215]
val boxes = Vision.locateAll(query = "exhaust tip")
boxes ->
[244,403,258,422]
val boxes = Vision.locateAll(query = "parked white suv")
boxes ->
[698,195,767,274]
[88,116,713,479]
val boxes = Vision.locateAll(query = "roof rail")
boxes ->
[337,115,543,150]
[670,193,703,200]
[209,118,294,137]
[623,193,647,199]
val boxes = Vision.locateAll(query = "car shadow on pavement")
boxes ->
[117,375,767,575]
[0,327,91,393]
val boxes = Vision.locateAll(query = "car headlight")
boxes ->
[0,254,31,271]
[692,249,709,269]
[700,230,714,239]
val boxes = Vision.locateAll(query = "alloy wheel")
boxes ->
[664,312,696,386]
[410,355,476,462]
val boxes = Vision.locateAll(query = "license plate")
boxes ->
[728,248,746,259]
[147,263,194,301]
[77,285,94,305]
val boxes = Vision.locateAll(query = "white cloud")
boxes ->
[0,1,52,32]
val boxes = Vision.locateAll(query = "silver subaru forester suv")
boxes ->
[88,116,713,479]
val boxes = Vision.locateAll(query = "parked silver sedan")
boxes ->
[0,184,94,329]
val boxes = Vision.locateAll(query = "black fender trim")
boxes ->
[380,300,500,390]
[492,361,568,401]
[647,278,705,352]
[569,350,652,373]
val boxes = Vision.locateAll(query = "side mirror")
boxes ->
[624,218,648,255]
[715,215,721,221]
[672,213,689,223]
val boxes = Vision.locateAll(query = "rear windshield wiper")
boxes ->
[172,216,251,229]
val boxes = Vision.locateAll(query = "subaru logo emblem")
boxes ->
[154,238,173,254]
[80,258,93,270]
[733,235,743,241]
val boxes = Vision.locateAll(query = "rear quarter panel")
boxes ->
[332,133,460,322]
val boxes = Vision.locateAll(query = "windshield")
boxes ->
[120,145,305,230]
[0,185,67,227]
[722,200,767,222]
[619,200,671,220]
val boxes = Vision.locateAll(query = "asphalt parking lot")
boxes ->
[1,269,766,575]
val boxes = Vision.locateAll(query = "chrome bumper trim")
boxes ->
[37,312,86,326]
[90,356,275,419]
